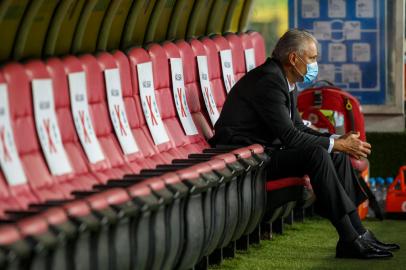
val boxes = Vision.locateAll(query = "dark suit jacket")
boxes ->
[209,57,331,149]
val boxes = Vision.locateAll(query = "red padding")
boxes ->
[266,177,306,191]
[350,157,369,172]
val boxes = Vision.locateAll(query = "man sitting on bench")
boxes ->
[209,29,399,259]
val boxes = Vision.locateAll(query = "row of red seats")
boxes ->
[0,31,308,270]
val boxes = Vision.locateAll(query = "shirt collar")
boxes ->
[286,78,295,92]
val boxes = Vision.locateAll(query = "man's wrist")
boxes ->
[333,138,343,152]
[328,137,335,153]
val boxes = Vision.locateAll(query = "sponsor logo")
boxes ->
[202,74,208,80]
[224,62,231,68]
[0,107,4,115]
[75,94,84,102]
[39,101,50,110]
[111,89,120,96]
[142,81,151,88]
[175,74,182,81]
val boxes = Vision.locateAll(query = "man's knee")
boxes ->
[333,151,348,160]
[306,145,330,161]
[332,151,351,166]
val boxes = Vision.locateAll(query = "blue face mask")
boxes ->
[296,56,318,83]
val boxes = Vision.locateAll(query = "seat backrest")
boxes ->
[198,37,228,111]
[97,0,132,51]
[44,0,86,57]
[0,73,28,188]
[0,71,36,214]
[223,33,247,80]
[25,61,79,184]
[188,38,222,129]
[238,32,257,72]
[56,55,111,178]
[2,62,69,202]
[175,40,213,139]
[121,0,157,48]
[46,57,104,188]
[247,31,267,66]
[0,0,30,62]
[210,34,238,92]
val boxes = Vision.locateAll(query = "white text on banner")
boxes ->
[0,84,27,185]
[68,72,105,163]
[32,79,72,175]
[219,50,236,93]
[104,68,139,155]
[244,48,256,72]
[169,58,198,136]
[137,62,170,145]
[197,56,220,125]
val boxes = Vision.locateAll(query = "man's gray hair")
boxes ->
[272,29,318,63]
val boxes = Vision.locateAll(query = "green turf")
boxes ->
[210,218,406,270]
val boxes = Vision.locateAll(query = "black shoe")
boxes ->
[362,230,400,251]
[336,236,393,259]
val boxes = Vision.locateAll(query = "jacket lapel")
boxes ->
[263,58,292,119]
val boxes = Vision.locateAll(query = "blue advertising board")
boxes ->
[288,0,387,105]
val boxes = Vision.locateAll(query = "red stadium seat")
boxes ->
[175,39,213,139]
[0,30,314,270]
[127,47,182,163]
[95,51,158,171]
[239,32,257,72]
[161,41,209,150]
[26,60,101,192]
[2,62,69,203]
[146,43,209,156]
[190,38,226,120]
[0,71,33,216]
[246,31,267,66]
[51,56,113,178]
[79,54,135,180]
[222,33,247,81]
[206,35,237,93]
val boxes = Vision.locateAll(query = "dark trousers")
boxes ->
[267,145,368,223]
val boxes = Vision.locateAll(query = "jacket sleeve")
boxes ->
[250,76,330,150]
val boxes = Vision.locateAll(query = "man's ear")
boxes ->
[288,52,296,66]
